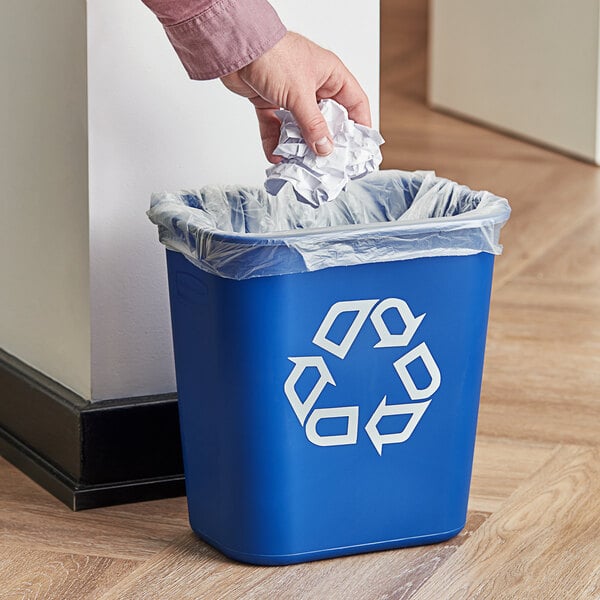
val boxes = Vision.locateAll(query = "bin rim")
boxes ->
[171,201,508,248]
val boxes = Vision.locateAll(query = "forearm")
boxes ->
[141,0,287,80]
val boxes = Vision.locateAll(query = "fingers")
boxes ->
[287,60,371,157]
[334,82,372,128]
[288,95,334,156]
[318,62,372,128]
[255,107,284,163]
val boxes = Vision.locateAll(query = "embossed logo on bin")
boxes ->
[283,298,441,454]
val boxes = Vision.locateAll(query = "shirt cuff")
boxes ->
[163,0,287,80]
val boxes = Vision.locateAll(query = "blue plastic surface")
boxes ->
[167,248,495,565]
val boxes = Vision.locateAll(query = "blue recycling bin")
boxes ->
[149,170,510,565]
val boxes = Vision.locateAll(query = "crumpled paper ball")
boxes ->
[264,99,385,207]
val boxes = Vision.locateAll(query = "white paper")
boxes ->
[265,99,385,207]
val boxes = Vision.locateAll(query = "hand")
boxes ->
[220,31,371,163]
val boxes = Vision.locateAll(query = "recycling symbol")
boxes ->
[283,298,441,455]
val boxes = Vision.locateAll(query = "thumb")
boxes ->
[289,96,334,156]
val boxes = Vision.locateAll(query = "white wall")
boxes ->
[0,1,91,398]
[429,0,600,164]
[87,0,380,400]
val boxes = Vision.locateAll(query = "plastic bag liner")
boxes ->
[147,170,511,280]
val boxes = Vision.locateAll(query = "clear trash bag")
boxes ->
[147,170,511,280]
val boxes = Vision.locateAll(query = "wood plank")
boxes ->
[510,210,600,291]
[0,458,189,560]
[469,436,556,513]
[480,304,600,445]
[0,547,138,600]
[478,213,600,446]
[411,445,600,600]
[98,513,490,600]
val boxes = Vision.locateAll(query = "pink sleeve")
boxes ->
[141,0,287,80]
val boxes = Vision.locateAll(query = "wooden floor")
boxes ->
[2,2,600,598]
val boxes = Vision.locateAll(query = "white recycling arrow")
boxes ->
[305,406,359,447]
[312,299,379,359]
[283,356,336,425]
[370,298,425,348]
[365,396,431,455]
[393,342,441,400]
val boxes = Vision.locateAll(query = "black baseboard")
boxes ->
[0,349,186,510]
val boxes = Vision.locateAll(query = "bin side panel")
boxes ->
[166,250,494,564]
